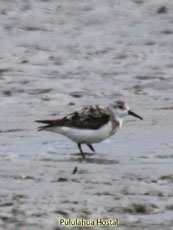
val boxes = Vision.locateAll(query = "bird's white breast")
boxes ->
[50,121,113,144]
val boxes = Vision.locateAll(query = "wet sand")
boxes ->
[0,0,173,229]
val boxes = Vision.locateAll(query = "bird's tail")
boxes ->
[35,119,64,131]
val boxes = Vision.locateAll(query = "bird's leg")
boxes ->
[78,143,86,159]
[87,144,95,152]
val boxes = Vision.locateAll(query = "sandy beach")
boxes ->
[0,0,173,229]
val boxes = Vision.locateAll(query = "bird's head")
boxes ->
[111,100,143,120]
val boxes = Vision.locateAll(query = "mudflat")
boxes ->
[0,1,173,229]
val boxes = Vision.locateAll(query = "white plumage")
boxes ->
[50,121,115,144]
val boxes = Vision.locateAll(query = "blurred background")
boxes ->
[0,0,173,229]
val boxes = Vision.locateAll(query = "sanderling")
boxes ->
[36,101,143,159]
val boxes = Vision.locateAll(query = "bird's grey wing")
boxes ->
[64,106,110,130]
[35,105,110,130]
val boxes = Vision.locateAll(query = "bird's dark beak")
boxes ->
[128,110,143,120]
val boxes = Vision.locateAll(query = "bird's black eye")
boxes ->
[119,105,123,109]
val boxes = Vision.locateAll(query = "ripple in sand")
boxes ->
[62,157,119,165]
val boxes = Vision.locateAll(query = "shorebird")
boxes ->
[36,101,143,159]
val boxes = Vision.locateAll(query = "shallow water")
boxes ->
[0,0,173,229]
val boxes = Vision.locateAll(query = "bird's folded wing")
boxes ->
[36,105,110,130]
